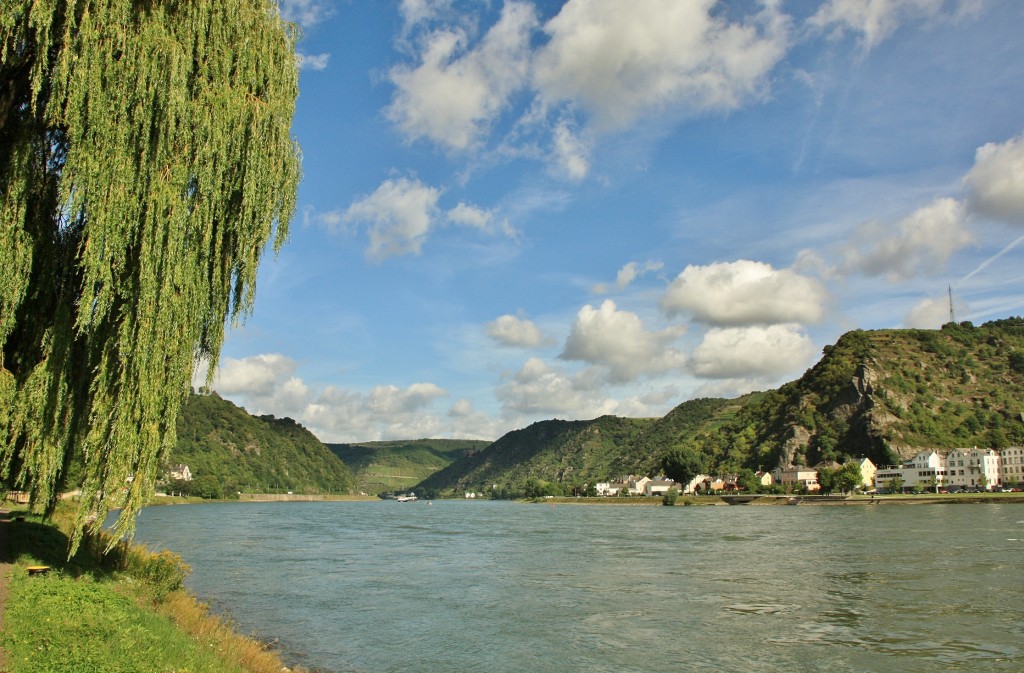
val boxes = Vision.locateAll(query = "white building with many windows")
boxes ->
[874,447,1017,492]
[998,446,1024,486]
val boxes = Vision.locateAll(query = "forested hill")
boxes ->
[170,392,355,497]
[327,439,490,495]
[415,416,657,496]
[678,318,1024,473]
[416,319,1024,496]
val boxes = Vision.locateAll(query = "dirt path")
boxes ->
[0,507,13,672]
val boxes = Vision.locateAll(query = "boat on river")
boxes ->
[396,493,418,502]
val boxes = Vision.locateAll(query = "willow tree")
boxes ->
[1,1,301,548]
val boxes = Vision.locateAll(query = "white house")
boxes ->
[945,447,1000,489]
[167,464,192,482]
[998,446,1024,485]
[874,450,945,492]
[644,479,677,497]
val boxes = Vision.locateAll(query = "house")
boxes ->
[998,446,1024,485]
[630,476,652,495]
[771,466,820,492]
[945,447,1000,489]
[874,450,944,493]
[754,471,773,487]
[644,479,677,497]
[167,464,192,482]
[854,458,876,489]
[679,474,711,495]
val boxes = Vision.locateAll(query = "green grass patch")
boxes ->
[2,570,245,673]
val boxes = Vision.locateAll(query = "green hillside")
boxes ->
[170,392,355,497]
[702,318,1024,469]
[416,319,1024,496]
[327,439,490,495]
[416,416,656,497]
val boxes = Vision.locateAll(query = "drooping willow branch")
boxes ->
[1,0,301,551]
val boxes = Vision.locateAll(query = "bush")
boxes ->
[662,488,679,506]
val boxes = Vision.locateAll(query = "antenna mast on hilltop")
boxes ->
[948,285,956,324]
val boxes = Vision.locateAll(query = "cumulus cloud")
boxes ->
[496,357,615,418]
[661,260,828,326]
[387,1,538,150]
[486,314,545,348]
[343,178,441,260]
[839,197,972,281]
[279,0,333,28]
[963,132,1024,225]
[296,52,331,71]
[197,353,465,441]
[593,260,664,294]
[808,0,974,51]
[201,353,301,397]
[560,300,686,383]
[533,0,789,132]
[691,325,816,379]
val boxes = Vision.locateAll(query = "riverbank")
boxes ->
[0,501,309,673]
[536,492,1024,506]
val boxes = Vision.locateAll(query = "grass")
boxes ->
[1,505,303,673]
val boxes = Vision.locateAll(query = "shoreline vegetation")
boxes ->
[3,492,1022,673]
[0,501,311,673]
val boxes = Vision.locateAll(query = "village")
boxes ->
[592,445,1024,497]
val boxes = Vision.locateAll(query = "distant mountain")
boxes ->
[415,415,656,495]
[171,392,355,495]
[415,319,1024,496]
[327,439,490,495]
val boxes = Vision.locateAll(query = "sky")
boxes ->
[196,0,1024,444]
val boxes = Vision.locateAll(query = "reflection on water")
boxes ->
[132,501,1024,673]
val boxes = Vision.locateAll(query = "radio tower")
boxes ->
[948,285,956,324]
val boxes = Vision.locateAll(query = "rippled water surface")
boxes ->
[131,501,1024,673]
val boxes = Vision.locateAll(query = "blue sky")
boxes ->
[198,0,1024,443]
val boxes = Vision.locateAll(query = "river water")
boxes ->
[130,500,1024,673]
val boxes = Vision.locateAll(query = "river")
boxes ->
[130,500,1024,673]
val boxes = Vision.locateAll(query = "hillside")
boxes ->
[415,415,656,496]
[416,319,1024,495]
[170,392,355,496]
[682,318,1024,473]
[327,439,490,495]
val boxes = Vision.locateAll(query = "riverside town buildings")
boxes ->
[874,447,1020,492]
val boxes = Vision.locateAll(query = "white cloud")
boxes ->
[809,0,974,51]
[447,202,519,238]
[593,260,664,294]
[904,295,959,328]
[964,132,1024,225]
[691,324,816,379]
[297,52,331,71]
[486,314,545,348]
[343,178,441,260]
[387,1,538,150]
[552,120,591,180]
[496,357,615,418]
[560,300,686,383]
[399,0,452,31]
[279,0,333,28]
[839,197,972,281]
[661,260,828,326]
[203,353,300,397]
[533,0,790,132]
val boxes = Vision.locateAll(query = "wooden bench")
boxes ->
[25,565,51,575]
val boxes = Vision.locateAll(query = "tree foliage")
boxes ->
[1,1,301,549]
